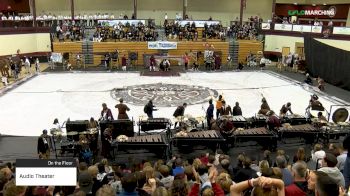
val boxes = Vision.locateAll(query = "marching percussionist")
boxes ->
[100,103,114,121]
[173,103,187,128]
[206,99,214,129]
[258,97,270,115]
[306,94,324,112]
[144,99,157,118]
[266,111,281,131]
[279,102,293,117]
[232,102,242,116]
[318,112,328,122]
[115,98,130,120]
[221,101,232,116]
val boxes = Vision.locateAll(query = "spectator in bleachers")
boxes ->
[318,153,345,188]
[275,155,293,186]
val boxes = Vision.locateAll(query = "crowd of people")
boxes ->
[1,135,350,196]
[93,22,158,42]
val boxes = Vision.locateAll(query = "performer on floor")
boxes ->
[115,98,130,120]
[216,95,224,119]
[232,102,242,116]
[149,55,156,71]
[37,129,51,159]
[221,101,232,116]
[206,99,214,130]
[266,111,281,131]
[258,97,270,115]
[279,102,293,117]
[173,103,187,128]
[144,100,157,118]
[100,103,114,121]
[87,117,99,155]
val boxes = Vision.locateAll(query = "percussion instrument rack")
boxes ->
[137,118,172,135]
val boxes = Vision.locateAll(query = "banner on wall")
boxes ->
[148,41,177,50]
[98,20,146,26]
[274,23,293,31]
[175,20,220,27]
[292,25,312,32]
[333,27,350,35]
[311,26,322,33]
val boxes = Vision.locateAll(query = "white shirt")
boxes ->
[1,16,7,20]
[312,150,326,165]
[165,14,168,20]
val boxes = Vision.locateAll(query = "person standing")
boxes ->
[149,55,156,72]
[37,129,51,159]
[232,102,242,116]
[121,54,127,71]
[24,57,31,74]
[115,98,130,120]
[221,100,232,116]
[100,103,114,121]
[183,53,189,70]
[144,100,157,118]
[216,95,224,119]
[206,99,214,130]
[35,58,40,73]
[173,103,187,128]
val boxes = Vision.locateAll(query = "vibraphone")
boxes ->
[138,118,171,134]
[278,124,320,144]
[111,134,170,159]
[172,130,226,152]
[229,127,277,150]
[282,115,310,125]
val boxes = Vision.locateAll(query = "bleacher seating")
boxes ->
[52,41,229,66]
[238,40,263,63]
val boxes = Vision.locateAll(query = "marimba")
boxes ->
[100,120,134,138]
[319,123,350,144]
[172,130,226,151]
[111,133,170,159]
[231,115,248,128]
[138,118,171,134]
[230,127,277,150]
[278,124,319,144]
[282,114,310,125]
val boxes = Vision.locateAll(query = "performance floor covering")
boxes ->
[0,71,349,137]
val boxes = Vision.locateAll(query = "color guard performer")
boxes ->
[115,98,130,120]
[173,103,187,128]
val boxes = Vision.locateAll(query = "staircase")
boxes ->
[82,41,94,65]
[84,27,96,41]
[229,40,239,66]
